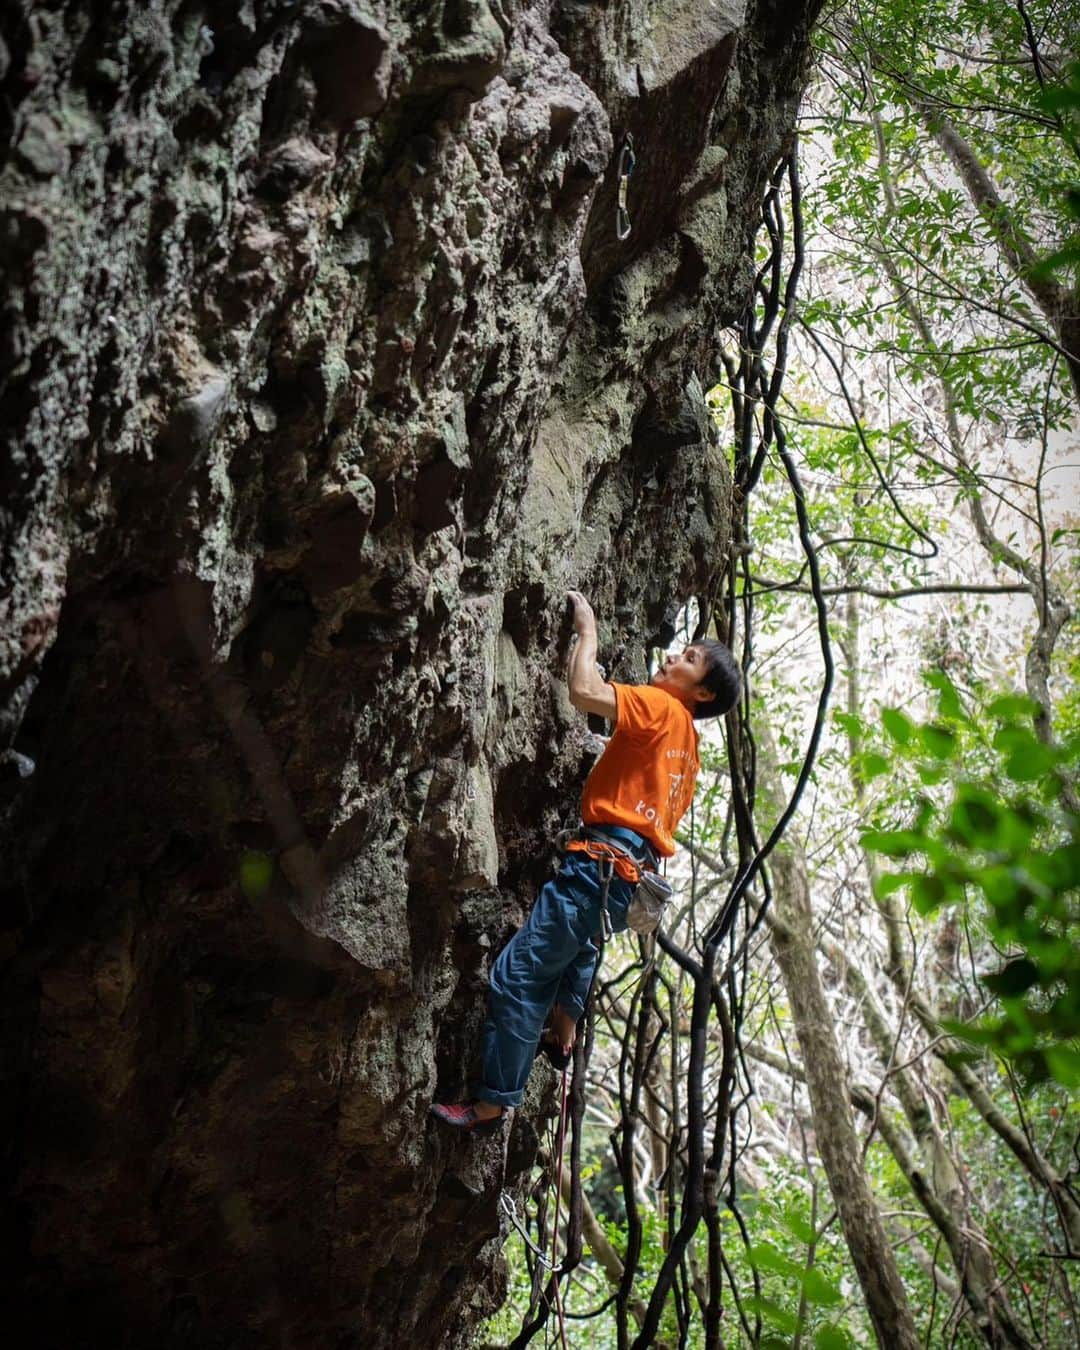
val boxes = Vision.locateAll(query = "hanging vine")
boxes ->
[503,140,841,1348]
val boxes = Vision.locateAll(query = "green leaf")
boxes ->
[815,1329,851,1350]
[1004,740,1057,782]
[861,828,924,860]
[949,789,1001,845]
[779,1203,817,1245]
[992,724,1036,753]
[987,694,1039,720]
[1045,1046,1080,1089]
[801,1266,843,1307]
[749,1241,802,1280]
[940,1017,1000,1046]
[872,871,910,900]
[983,958,1040,998]
[744,1297,799,1335]
[924,668,967,721]
[975,862,1024,910]
[918,722,957,759]
[1039,841,1080,891]
[911,872,947,916]
[1040,81,1080,113]
[882,707,913,745]
[858,750,891,780]
[833,710,865,738]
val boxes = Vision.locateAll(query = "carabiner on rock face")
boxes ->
[616,133,635,241]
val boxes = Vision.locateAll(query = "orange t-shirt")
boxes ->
[580,683,700,858]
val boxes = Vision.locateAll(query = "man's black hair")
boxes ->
[691,639,742,720]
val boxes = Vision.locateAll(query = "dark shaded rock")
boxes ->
[302,2,393,122]
[0,0,820,1345]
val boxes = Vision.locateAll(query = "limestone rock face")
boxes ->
[0,2,817,1344]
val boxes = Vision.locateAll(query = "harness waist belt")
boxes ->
[582,822,659,869]
[561,823,658,885]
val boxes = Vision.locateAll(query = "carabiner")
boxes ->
[616,133,635,241]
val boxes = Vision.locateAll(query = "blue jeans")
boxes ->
[478,828,647,1108]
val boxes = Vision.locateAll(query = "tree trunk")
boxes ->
[825,944,1037,1349]
[924,110,1080,409]
[767,845,921,1350]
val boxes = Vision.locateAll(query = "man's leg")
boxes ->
[549,941,600,1053]
[478,861,596,1109]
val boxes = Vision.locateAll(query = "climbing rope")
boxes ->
[550,1065,571,1350]
[498,1064,572,1262]
[615,133,635,240]
[510,855,619,1345]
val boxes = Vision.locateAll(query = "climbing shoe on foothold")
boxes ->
[430,1101,504,1134]
[538,1032,572,1071]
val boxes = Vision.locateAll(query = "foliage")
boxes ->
[808,0,1079,446]
[488,4,1080,1345]
[861,674,1080,1086]
[1031,58,1080,284]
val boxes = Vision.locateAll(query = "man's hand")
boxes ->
[566,589,597,636]
[565,590,616,721]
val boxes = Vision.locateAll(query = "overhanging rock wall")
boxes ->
[0,2,818,1345]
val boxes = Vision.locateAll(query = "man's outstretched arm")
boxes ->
[566,591,617,721]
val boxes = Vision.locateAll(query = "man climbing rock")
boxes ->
[431,590,741,1132]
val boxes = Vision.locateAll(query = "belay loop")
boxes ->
[616,132,635,240]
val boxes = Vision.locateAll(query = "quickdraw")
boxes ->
[616,133,635,240]
[558,833,637,940]
[498,1191,558,1269]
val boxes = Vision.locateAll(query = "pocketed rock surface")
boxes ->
[0,2,818,1344]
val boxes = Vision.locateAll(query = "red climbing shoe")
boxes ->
[538,1030,572,1071]
[430,1101,504,1134]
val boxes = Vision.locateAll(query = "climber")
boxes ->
[430,590,742,1133]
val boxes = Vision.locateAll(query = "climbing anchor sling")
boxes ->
[556,826,675,936]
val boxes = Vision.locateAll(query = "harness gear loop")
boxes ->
[616,132,635,240]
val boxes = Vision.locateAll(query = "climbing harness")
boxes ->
[556,827,676,936]
[558,829,643,882]
[615,133,635,240]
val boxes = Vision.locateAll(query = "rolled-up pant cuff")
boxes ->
[475,1085,522,1107]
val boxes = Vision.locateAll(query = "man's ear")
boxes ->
[693,682,713,705]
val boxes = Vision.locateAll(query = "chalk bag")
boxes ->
[626,870,675,935]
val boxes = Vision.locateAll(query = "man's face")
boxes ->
[651,645,709,704]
